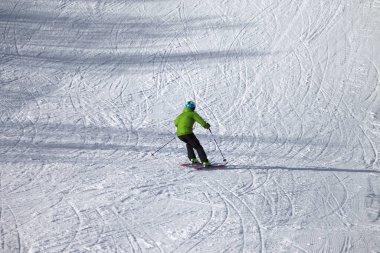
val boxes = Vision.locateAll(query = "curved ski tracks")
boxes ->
[1,0,380,252]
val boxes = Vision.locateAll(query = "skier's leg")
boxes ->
[186,134,208,163]
[178,135,196,160]
[186,143,196,160]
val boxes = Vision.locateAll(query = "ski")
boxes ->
[180,163,227,170]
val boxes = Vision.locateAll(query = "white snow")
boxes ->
[1,0,380,252]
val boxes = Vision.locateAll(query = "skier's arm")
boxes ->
[193,113,210,129]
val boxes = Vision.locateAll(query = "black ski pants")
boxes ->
[178,133,208,163]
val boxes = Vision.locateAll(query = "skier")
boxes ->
[174,101,211,167]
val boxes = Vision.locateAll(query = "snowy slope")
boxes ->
[1,0,380,252]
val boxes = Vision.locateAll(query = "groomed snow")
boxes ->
[1,0,380,252]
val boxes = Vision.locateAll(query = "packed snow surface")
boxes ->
[1,0,380,252]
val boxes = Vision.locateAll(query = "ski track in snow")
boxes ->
[1,0,380,252]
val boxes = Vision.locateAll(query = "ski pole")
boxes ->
[151,136,176,156]
[208,129,227,162]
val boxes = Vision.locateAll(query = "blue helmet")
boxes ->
[185,101,196,110]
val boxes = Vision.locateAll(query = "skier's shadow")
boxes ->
[208,164,380,174]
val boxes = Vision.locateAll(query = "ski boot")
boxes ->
[191,158,200,164]
[202,161,211,167]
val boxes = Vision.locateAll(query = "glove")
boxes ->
[205,123,210,129]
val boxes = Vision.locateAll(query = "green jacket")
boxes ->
[174,108,209,136]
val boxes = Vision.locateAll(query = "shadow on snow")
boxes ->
[208,164,380,174]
